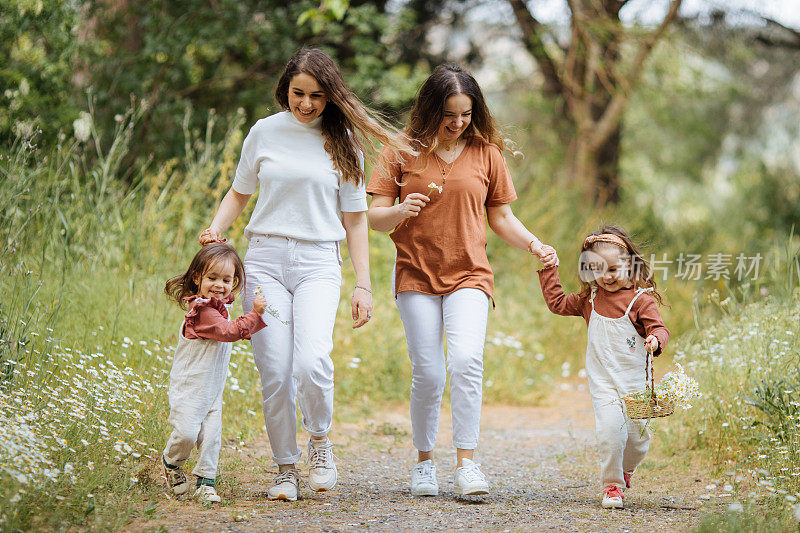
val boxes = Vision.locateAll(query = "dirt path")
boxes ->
[129,392,715,532]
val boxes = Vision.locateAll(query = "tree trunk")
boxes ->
[596,123,621,205]
[570,131,599,204]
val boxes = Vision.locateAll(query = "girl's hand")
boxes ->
[397,193,430,219]
[645,335,660,354]
[199,228,225,246]
[252,295,267,316]
[533,243,559,268]
[351,286,373,329]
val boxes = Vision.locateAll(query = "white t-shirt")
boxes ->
[232,111,367,242]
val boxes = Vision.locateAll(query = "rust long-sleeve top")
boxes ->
[182,295,266,342]
[538,265,670,355]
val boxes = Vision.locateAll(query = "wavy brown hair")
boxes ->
[275,48,413,186]
[577,224,665,306]
[406,64,505,157]
[165,243,245,310]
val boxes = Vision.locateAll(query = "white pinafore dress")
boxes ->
[585,287,652,489]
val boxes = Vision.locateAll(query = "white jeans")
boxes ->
[395,288,490,451]
[242,235,342,464]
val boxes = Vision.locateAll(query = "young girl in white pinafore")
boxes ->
[161,242,267,502]
[537,225,670,509]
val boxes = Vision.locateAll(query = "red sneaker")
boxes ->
[623,472,633,489]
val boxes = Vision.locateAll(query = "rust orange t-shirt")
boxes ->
[367,136,517,298]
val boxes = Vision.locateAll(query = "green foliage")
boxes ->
[82,0,320,161]
[745,367,800,442]
[694,501,800,532]
[660,261,800,529]
[0,0,82,146]
[79,0,424,163]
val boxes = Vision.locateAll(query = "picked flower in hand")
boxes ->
[427,182,443,194]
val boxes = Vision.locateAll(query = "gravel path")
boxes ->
[129,392,710,532]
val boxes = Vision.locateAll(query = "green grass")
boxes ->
[657,268,800,530]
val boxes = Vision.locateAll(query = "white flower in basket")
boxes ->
[623,353,700,420]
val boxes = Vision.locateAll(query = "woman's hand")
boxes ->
[397,193,430,219]
[533,243,559,268]
[252,295,267,316]
[199,228,225,246]
[351,286,373,328]
[645,335,660,354]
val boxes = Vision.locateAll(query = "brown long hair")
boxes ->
[406,64,505,157]
[275,48,414,186]
[578,224,665,306]
[165,243,245,310]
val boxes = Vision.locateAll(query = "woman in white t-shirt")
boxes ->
[199,48,411,501]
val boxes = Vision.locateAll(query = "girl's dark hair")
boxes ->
[165,243,245,310]
[406,64,505,156]
[578,224,665,306]
[275,47,414,186]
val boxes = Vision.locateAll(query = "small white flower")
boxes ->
[727,502,743,513]
[72,112,92,142]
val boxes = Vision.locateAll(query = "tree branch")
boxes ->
[507,0,564,96]
[589,0,682,151]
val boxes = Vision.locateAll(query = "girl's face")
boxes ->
[287,72,327,124]
[593,246,633,293]
[438,94,472,145]
[194,259,236,301]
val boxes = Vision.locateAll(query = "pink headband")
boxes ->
[583,233,627,250]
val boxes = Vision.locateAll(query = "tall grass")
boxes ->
[658,239,800,530]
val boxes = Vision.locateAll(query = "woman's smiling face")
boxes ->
[438,94,472,145]
[287,72,327,123]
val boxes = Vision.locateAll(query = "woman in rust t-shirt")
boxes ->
[367,64,557,498]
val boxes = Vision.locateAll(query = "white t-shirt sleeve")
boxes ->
[339,150,367,212]
[232,125,259,195]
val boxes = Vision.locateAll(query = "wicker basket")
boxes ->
[622,348,675,420]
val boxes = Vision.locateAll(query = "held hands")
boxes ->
[199,228,225,246]
[252,295,267,316]
[532,243,559,268]
[351,285,373,329]
[645,335,660,354]
[398,193,430,219]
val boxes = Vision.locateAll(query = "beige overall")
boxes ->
[586,288,652,490]
[163,306,232,479]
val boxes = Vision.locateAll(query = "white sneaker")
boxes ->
[307,438,338,492]
[453,459,489,496]
[601,486,624,509]
[268,469,299,501]
[410,460,439,496]
[193,484,221,503]
[162,456,189,496]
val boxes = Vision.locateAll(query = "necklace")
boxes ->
[432,140,461,189]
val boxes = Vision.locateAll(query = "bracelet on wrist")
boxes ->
[527,239,541,254]
[354,285,372,294]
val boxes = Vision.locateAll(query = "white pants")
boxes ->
[395,288,490,451]
[242,235,342,464]
[593,397,650,489]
